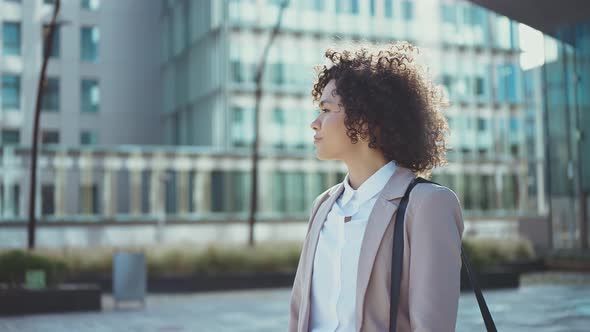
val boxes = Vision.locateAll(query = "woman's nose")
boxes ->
[310,117,320,130]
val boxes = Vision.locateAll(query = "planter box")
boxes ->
[545,259,590,271]
[66,269,521,294]
[0,284,101,316]
[460,269,520,291]
[66,271,296,293]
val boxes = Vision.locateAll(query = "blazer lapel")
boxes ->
[299,182,345,332]
[355,167,416,331]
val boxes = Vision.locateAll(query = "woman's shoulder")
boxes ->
[408,181,461,209]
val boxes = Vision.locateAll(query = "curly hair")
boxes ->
[311,41,450,175]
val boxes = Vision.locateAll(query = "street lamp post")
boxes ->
[28,0,61,249]
[248,0,289,247]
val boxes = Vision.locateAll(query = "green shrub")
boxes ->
[462,237,535,271]
[0,238,533,278]
[0,250,67,286]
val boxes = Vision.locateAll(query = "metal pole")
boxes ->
[28,0,61,249]
[247,0,289,247]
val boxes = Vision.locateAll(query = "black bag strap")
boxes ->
[389,177,497,332]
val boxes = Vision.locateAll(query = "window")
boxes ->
[210,171,224,212]
[477,117,486,132]
[42,78,60,111]
[442,4,456,24]
[81,27,99,62]
[370,0,376,16]
[1,75,20,110]
[497,64,519,103]
[494,15,512,49]
[286,172,305,213]
[231,107,253,147]
[273,171,286,213]
[302,0,323,11]
[402,0,414,20]
[0,184,20,217]
[165,172,177,214]
[81,79,99,113]
[41,185,55,216]
[474,76,485,96]
[466,6,484,27]
[2,22,21,56]
[441,74,453,98]
[79,184,99,214]
[44,0,56,4]
[80,130,98,145]
[336,0,359,14]
[41,130,59,144]
[266,63,283,85]
[384,0,393,18]
[231,60,243,83]
[81,0,100,10]
[230,171,249,212]
[273,108,285,149]
[1,129,20,145]
[42,25,60,58]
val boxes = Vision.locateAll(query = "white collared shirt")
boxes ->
[310,161,397,332]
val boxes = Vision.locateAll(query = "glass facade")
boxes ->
[41,130,60,144]
[81,0,100,10]
[543,22,590,249]
[80,130,99,145]
[1,129,20,145]
[2,22,21,56]
[159,0,537,219]
[43,24,60,58]
[81,26,99,62]
[1,74,20,110]
[81,79,99,113]
[42,78,60,111]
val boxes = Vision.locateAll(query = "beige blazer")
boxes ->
[289,166,464,332]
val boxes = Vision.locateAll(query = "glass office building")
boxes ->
[468,0,589,250]
[543,26,590,249]
[161,0,544,224]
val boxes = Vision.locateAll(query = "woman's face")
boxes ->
[310,79,360,160]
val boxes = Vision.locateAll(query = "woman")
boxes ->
[289,42,464,332]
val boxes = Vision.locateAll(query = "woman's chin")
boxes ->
[314,150,333,161]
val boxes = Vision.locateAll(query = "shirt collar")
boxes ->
[340,160,397,207]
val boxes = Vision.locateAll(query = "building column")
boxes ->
[196,171,211,215]
[130,170,142,216]
[149,169,162,217]
[149,152,167,217]
[103,155,122,218]
[1,147,17,218]
[194,157,212,215]
[175,157,192,216]
[102,170,114,217]
[2,175,16,219]
[79,152,95,215]
[53,152,71,218]
[126,153,146,217]
[177,170,188,214]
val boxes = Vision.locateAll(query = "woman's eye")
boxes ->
[320,108,329,113]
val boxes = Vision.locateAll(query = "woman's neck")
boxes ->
[344,155,389,190]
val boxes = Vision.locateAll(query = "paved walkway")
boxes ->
[1,284,590,331]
